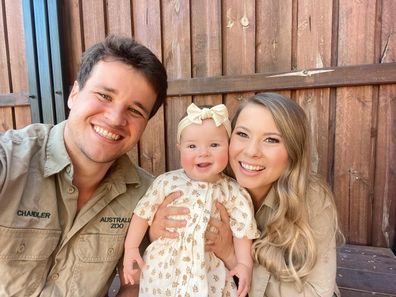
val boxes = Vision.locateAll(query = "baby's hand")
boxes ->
[229,262,252,297]
[123,247,145,285]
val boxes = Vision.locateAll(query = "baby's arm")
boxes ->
[229,237,253,297]
[123,215,149,285]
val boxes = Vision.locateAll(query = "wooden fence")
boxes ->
[1,0,395,250]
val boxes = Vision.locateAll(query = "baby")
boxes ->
[123,103,259,296]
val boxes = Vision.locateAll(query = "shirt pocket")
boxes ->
[77,233,125,262]
[0,226,61,296]
[0,225,60,260]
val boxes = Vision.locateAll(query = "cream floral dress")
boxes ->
[135,169,260,297]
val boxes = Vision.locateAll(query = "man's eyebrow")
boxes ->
[100,86,118,94]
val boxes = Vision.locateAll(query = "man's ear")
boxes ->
[67,81,80,109]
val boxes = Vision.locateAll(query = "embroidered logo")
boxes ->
[100,216,131,229]
[16,210,51,219]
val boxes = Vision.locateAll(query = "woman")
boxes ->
[150,93,344,297]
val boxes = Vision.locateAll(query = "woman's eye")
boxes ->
[265,137,279,143]
[236,131,248,138]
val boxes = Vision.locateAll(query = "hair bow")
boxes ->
[177,103,231,143]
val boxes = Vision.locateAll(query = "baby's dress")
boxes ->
[134,169,260,297]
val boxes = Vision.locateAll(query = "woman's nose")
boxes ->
[244,140,261,157]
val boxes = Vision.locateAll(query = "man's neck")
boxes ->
[72,159,113,211]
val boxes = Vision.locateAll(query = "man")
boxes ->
[0,35,167,297]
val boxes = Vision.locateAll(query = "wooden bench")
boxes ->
[337,244,396,297]
[108,244,396,296]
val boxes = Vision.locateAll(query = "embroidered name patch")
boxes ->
[100,216,131,229]
[17,210,51,219]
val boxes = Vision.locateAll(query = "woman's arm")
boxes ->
[205,202,238,269]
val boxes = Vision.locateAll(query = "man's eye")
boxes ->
[128,107,144,117]
[98,93,111,101]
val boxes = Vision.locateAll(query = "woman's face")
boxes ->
[229,103,289,202]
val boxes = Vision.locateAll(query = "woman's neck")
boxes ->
[248,185,271,212]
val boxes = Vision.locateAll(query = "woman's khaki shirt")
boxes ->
[249,185,340,297]
[0,122,153,297]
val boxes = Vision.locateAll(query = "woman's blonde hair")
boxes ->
[232,92,343,289]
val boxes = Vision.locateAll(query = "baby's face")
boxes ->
[177,119,229,183]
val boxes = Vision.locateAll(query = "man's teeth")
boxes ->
[241,162,264,171]
[94,126,120,140]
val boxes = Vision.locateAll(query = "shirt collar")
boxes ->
[256,185,277,213]
[44,121,71,177]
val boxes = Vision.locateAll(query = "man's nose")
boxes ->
[104,106,127,126]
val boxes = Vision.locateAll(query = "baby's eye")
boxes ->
[187,144,196,149]
[210,143,220,148]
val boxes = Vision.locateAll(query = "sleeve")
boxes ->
[133,174,166,224]
[249,190,338,297]
[224,182,260,240]
[0,133,10,194]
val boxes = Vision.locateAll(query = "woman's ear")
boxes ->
[67,81,80,109]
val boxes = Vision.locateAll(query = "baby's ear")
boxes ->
[176,143,181,151]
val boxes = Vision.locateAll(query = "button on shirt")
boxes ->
[0,122,154,297]
[249,185,340,297]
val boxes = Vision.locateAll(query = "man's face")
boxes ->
[64,60,157,165]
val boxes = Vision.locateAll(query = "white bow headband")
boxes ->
[177,103,232,143]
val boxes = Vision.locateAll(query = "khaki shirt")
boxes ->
[249,185,339,297]
[0,122,153,297]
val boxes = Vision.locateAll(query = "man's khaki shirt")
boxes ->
[249,184,340,297]
[0,122,153,297]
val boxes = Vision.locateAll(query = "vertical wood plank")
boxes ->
[223,0,255,117]
[106,0,132,36]
[132,0,165,175]
[162,0,192,171]
[256,0,292,72]
[82,0,106,49]
[334,0,377,244]
[295,0,332,177]
[0,0,10,92]
[22,0,41,123]
[0,0,12,131]
[61,0,83,87]
[5,0,31,128]
[372,0,396,248]
[0,108,13,131]
[33,0,55,124]
[5,0,27,92]
[191,0,222,107]
[48,0,67,123]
